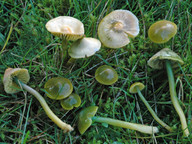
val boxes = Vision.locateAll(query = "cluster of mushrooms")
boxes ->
[2,9,189,137]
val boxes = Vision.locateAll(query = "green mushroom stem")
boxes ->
[165,60,189,137]
[15,78,73,133]
[78,106,158,135]
[92,116,158,134]
[62,39,68,51]
[136,87,173,132]
[147,48,189,136]
[61,39,68,60]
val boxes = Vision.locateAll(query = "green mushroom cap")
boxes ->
[148,48,184,69]
[44,77,73,100]
[95,65,118,85]
[148,20,177,43]
[60,93,81,110]
[129,82,145,93]
[78,106,98,134]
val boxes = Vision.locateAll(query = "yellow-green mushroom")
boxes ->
[98,9,139,48]
[148,48,189,137]
[3,68,73,132]
[129,82,173,132]
[148,20,177,43]
[95,65,118,85]
[44,77,73,100]
[60,93,81,110]
[78,106,159,135]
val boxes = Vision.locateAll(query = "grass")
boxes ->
[0,0,191,143]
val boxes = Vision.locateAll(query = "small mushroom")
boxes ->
[148,48,189,137]
[68,37,101,59]
[78,106,159,135]
[45,16,85,60]
[46,16,84,41]
[60,93,81,110]
[95,65,118,85]
[98,9,139,48]
[3,68,73,132]
[44,77,73,100]
[148,20,177,43]
[129,82,173,132]
[3,68,30,94]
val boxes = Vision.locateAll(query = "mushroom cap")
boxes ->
[78,106,98,134]
[148,48,184,69]
[98,9,139,48]
[3,68,30,94]
[129,82,145,93]
[60,93,81,110]
[44,77,73,100]
[148,20,177,43]
[45,16,84,41]
[95,65,118,85]
[68,37,101,58]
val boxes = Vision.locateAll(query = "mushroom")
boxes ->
[78,106,159,135]
[44,77,73,100]
[148,48,189,137]
[95,65,118,85]
[3,68,30,94]
[148,20,177,43]
[129,82,173,132]
[68,37,101,59]
[45,16,84,59]
[66,37,101,66]
[3,68,73,132]
[60,93,81,110]
[98,9,139,48]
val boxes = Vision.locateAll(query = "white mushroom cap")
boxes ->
[46,16,84,41]
[68,37,101,58]
[98,10,139,48]
[3,68,30,94]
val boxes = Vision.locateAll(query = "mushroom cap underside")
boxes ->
[129,82,145,93]
[98,9,139,48]
[78,106,98,134]
[3,68,30,94]
[46,16,84,41]
[148,48,184,69]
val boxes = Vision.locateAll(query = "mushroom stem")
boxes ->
[136,87,173,132]
[61,39,68,60]
[62,39,68,51]
[15,78,73,133]
[92,116,158,134]
[165,60,189,137]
